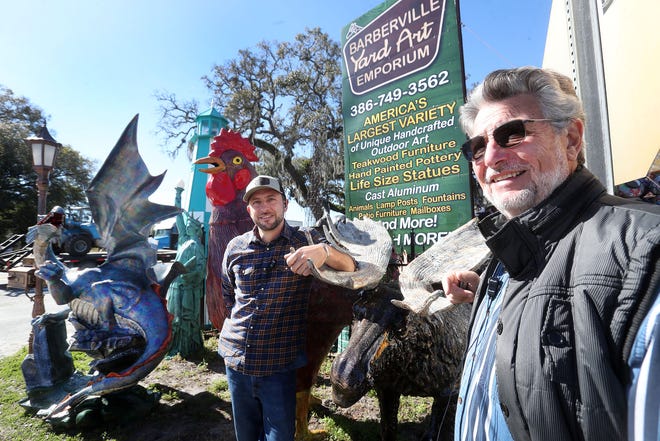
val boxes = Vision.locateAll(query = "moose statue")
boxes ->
[329,220,490,441]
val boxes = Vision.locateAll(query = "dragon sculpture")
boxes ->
[32,115,184,422]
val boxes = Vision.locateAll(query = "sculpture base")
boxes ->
[21,383,160,429]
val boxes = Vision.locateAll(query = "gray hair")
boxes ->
[459,67,586,165]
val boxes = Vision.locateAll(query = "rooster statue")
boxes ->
[193,129,258,330]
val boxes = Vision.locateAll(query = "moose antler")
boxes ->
[304,212,392,290]
[392,218,491,316]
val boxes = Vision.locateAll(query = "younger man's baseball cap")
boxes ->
[243,175,285,202]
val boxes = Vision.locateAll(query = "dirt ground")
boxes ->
[70,332,442,441]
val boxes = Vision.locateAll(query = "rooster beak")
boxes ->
[194,156,226,174]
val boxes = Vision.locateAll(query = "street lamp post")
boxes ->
[25,126,60,353]
[27,127,60,216]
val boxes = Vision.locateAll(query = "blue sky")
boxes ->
[0,0,551,212]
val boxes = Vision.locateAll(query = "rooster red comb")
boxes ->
[209,128,258,162]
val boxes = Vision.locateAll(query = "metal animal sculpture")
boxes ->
[331,283,469,441]
[33,115,183,421]
[296,279,356,435]
[193,128,258,331]
[295,213,392,439]
[329,218,491,441]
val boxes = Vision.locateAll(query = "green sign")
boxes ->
[341,0,471,255]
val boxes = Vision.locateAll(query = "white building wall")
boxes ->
[543,0,660,184]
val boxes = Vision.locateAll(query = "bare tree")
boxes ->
[155,28,345,219]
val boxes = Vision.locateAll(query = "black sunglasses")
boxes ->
[461,118,567,162]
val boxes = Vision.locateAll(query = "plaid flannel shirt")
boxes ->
[218,221,323,376]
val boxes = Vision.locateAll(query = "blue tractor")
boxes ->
[151,217,178,250]
[57,206,104,257]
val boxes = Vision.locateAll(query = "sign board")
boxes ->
[341,0,471,255]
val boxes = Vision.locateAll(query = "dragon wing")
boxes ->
[86,115,182,262]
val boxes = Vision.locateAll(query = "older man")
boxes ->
[443,67,659,441]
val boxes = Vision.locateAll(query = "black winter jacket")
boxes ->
[471,167,660,441]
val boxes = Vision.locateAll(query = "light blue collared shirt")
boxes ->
[455,263,513,441]
[628,290,660,441]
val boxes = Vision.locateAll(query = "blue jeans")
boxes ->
[226,366,296,441]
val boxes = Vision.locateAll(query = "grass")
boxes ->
[0,338,229,441]
[208,378,229,398]
[0,338,437,441]
[0,347,92,441]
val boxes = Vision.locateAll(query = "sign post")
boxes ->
[341,0,471,256]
